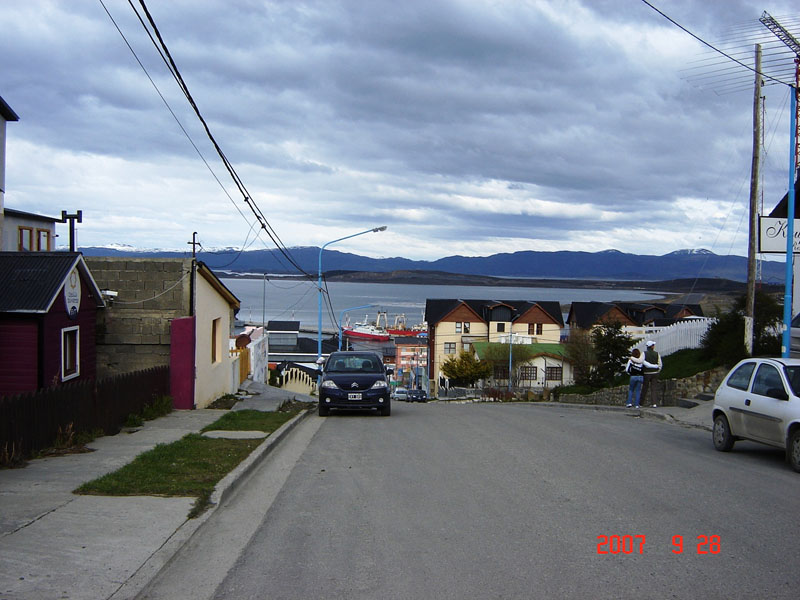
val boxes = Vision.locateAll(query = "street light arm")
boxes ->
[317,226,388,363]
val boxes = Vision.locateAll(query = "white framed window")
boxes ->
[455,322,462,333]
[212,318,221,363]
[61,326,80,381]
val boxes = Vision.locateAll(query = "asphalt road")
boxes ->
[141,403,800,600]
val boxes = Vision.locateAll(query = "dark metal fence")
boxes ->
[0,366,170,458]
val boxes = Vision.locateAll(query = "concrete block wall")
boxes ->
[85,258,193,378]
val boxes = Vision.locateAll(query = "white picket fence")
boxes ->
[627,317,716,357]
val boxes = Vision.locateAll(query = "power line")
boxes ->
[98,0,283,269]
[131,0,314,278]
[640,0,793,89]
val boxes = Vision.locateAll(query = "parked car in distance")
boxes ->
[393,387,408,401]
[407,389,427,402]
[318,351,392,416]
[712,357,800,472]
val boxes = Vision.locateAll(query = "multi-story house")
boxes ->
[2,207,59,252]
[425,299,564,396]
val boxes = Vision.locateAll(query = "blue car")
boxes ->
[318,351,392,416]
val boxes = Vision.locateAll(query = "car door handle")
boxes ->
[745,399,751,406]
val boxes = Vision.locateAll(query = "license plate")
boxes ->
[348,392,362,400]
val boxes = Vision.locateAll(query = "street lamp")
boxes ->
[317,227,387,364]
[338,304,377,350]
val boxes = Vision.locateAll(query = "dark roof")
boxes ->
[0,96,19,122]
[566,302,619,329]
[0,252,104,313]
[568,301,704,328]
[425,299,564,327]
[3,208,60,223]
[767,177,800,217]
[270,336,337,355]
[394,336,428,346]
[267,320,301,331]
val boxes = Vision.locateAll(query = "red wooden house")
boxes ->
[0,252,105,395]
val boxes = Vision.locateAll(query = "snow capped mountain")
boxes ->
[667,248,715,256]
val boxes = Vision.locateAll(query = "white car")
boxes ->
[393,387,408,401]
[712,357,800,472]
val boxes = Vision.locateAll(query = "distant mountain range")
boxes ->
[77,246,786,284]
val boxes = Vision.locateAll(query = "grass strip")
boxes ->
[76,409,300,517]
[200,409,298,433]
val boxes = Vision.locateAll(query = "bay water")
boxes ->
[223,278,669,331]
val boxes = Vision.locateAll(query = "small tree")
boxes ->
[441,350,492,387]
[565,329,596,386]
[701,290,781,366]
[590,322,633,386]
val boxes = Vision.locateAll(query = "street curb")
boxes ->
[112,408,313,600]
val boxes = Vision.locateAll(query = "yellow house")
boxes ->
[192,263,240,408]
[425,299,564,396]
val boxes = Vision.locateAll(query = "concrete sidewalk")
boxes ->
[0,383,314,600]
[0,388,709,600]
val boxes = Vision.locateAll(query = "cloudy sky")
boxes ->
[2,0,799,263]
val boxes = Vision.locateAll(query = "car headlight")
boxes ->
[371,380,388,389]
[321,380,338,389]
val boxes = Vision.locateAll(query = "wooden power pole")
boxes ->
[745,44,763,355]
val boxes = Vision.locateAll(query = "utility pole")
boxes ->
[188,232,198,317]
[60,210,82,252]
[760,12,800,356]
[187,231,200,258]
[745,44,763,355]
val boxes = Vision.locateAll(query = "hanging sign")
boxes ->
[758,217,800,254]
[64,266,81,319]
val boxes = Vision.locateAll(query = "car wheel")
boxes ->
[381,402,391,416]
[318,403,330,417]
[712,414,735,452]
[788,429,800,473]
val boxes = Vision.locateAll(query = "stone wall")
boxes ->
[557,367,728,407]
[86,258,193,378]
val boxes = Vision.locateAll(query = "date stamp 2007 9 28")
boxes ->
[596,535,721,555]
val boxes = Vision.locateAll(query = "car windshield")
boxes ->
[783,365,800,396]
[326,355,382,373]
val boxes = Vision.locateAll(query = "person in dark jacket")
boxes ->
[640,340,663,407]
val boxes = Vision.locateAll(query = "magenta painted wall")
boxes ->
[170,316,196,409]
[0,318,38,395]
